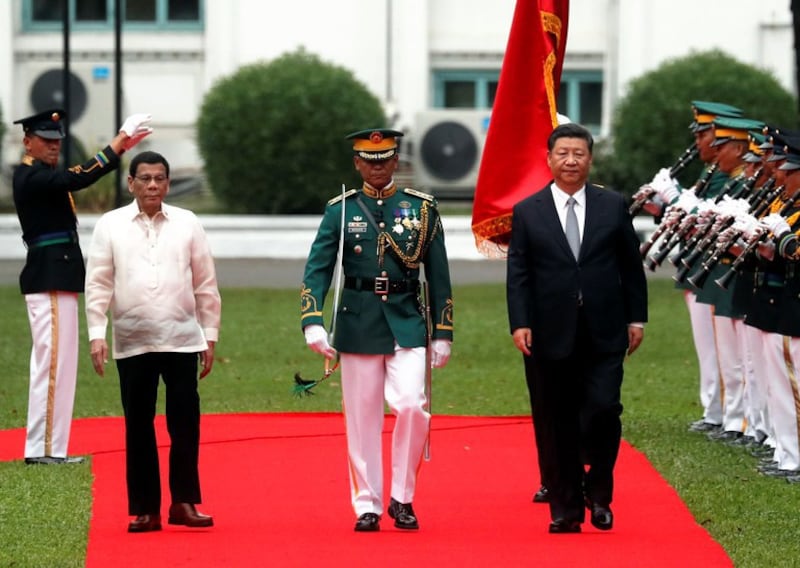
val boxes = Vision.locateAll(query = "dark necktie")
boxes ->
[565,197,580,259]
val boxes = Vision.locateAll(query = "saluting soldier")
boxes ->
[301,128,454,532]
[12,108,152,465]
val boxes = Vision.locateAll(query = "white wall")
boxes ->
[1,0,797,175]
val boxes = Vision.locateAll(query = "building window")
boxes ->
[432,69,602,134]
[557,71,603,134]
[25,0,203,30]
[433,71,499,109]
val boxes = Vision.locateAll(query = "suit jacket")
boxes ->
[301,185,453,354]
[506,182,648,359]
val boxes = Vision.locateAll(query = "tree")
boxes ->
[592,49,798,197]
[197,48,386,214]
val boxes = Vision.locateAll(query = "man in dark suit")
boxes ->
[506,123,648,533]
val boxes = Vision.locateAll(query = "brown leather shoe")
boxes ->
[168,503,214,527]
[128,514,162,533]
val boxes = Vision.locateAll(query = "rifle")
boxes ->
[645,213,696,271]
[628,143,699,216]
[642,163,719,264]
[678,216,736,286]
[715,188,800,290]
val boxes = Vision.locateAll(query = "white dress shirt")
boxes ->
[85,201,221,359]
[550,183,585,241]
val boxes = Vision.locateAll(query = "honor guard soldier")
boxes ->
[12,108,152,465]
[691,117,764,443]
[301,128,454,532]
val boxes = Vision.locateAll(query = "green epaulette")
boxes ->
[327,189,358,205]
[404,188,436,202]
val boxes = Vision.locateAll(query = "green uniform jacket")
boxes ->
[301,184,454,354]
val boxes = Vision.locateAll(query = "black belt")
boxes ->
[344,276,419,295]
[25,230,79,249]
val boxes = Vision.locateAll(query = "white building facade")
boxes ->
[0,0,794,194]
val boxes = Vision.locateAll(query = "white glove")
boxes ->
[304,325,337,359]
[650,167,681,204]
[732,214,762,240]
[119,114,154,151]
[760,213,791,237]
[119,113,152,136]
[430,339,451,369]
[674,190,699,213]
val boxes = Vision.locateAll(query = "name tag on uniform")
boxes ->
[348,221,368,233]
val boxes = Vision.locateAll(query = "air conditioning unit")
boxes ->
[15,61,117,157]
[413,109,490,198]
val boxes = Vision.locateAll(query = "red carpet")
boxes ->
[0,413,731,567]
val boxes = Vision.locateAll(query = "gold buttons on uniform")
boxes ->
[379,222,385,229]
[381,295,388,302]
[377,199,384,206]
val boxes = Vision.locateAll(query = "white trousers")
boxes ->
[762,334,800,471]
[741,324,771,443]
[714,315,746,432]
[684,291,723,424]
[340,346,429,517]
[24,292,79,459]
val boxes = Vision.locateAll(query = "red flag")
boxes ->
[471,0,569,257]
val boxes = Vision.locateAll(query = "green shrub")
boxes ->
[196,48,386,214]
[592,49,798,196]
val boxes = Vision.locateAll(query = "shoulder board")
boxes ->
[21,155,34,166]
[327,189,358,205]
[403,188,435,202]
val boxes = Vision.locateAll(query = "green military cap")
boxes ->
[710,117,765,147]
[346,128,404,161]
[690,100,743,132]
[743,131,766,163]
[13,108,67,140]
[778,135,800,171]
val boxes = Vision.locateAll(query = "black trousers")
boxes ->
[523,312,625,523]
[117,352,202,516]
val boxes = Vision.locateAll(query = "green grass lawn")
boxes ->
[0,280,798,567]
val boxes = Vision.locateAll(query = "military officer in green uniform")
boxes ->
[12,108,152,465]
[301,128,454,532]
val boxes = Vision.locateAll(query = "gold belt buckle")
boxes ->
[374,277,389,294]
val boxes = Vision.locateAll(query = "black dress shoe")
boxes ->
[388,498,419,530]
[548,518,581,533]
[688,419,721,433]
[25,456,84,465]
[128,514,162,533]
[354,512,380,532]
[532,485,549,503]
[585,497,613,530]
[708,430,742,442]
[168,503,213,527]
